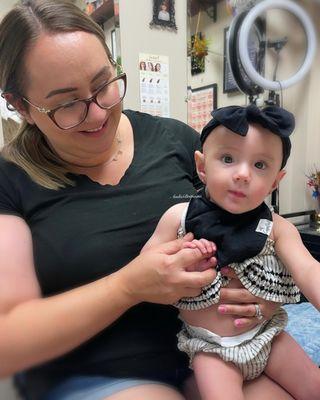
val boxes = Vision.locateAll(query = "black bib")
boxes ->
[185,189,272,270]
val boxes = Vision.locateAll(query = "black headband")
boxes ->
[200,104,295,169]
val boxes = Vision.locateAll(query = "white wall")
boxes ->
[0,0,16,17]
[118,0,188,122]
[0,1,319,212]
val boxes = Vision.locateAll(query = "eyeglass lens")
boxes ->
[54,77,125,129]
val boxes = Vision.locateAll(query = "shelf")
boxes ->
[90,0,114,25]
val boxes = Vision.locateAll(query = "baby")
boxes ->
[143,104,320,400]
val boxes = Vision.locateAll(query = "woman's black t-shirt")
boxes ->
[0,110,201,399]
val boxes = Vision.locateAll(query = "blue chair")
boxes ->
[285,302,320,366]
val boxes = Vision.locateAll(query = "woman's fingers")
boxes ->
[197,256,217,272]
[180,268,216,289]
[150,235,195,256]
[218,303,257,317]
[255,300,280,320]
[217,302,265,329]
[182,232,194,242]
[233,318,258,329]
[219,288,280,328]
[122,242,217,305]
[170,247,213,270]
[219,290,280,319]
[220,287,257,303]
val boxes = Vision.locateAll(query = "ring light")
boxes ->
[238,0,317,91]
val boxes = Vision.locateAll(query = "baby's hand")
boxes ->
[183,238,215,254]
[183,239,216,272]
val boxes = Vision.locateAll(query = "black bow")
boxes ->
[201,104,295,168]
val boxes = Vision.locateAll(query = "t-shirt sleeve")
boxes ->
[0,159,23,217]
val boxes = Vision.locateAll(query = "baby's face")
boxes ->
[199,124,284,214]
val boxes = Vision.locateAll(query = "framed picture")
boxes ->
[187,83,217,133]
[150,0,177,31]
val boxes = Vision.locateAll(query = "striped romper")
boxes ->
[175,192,300,380]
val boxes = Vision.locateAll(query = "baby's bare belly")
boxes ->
[180,280,257,337]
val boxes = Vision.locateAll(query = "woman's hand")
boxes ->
[116,233,217,306]
[218,267,280,329]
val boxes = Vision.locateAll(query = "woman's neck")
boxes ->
[68,114,134,185]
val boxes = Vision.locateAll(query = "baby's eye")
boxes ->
[255,161,266,170]
[222,155,233,164]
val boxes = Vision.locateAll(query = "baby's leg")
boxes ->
[265,331,320,400]
[192,352,244,400]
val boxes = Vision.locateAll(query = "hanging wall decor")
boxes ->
[150,0,177,31]
[188,10,210,75]
[187,84,217,133]
[189,32,209,75]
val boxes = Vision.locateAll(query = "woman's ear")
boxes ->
[270,169,286,193]
[2,93,35,125]
[195,150,206,184]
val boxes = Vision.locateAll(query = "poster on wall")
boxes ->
[139,53,170,117]
[187,84,217,133]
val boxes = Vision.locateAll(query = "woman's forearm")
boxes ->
[0,271,134,377]
[0,239,216,377]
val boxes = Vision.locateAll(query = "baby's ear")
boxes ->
[270,169,286,193]
[195,150,206,184]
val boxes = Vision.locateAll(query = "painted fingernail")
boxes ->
[218,306,226,313]
[235,319,243,327]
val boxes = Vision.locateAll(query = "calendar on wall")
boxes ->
[187,84,217,133]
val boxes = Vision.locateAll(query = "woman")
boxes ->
[0,1,293,399]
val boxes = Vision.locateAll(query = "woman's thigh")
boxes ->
[105,384,185,400]
[44,376,183,400]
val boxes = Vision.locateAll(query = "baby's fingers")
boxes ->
[192,239,216,255]
[201,239,216,254]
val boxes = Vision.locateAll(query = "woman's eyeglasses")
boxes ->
[20,73,127,130]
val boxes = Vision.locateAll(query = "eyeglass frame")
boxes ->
[7,72,127,130]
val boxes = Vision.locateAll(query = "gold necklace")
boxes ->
[103,134,123,166]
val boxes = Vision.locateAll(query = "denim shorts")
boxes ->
[43,375,174,400]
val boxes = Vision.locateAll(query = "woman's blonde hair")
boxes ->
[0,0,115,190]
